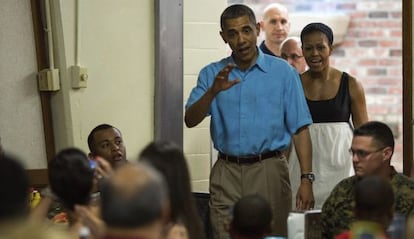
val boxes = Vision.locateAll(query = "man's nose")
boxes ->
[351,153,359,163]
[237,34,247,44]
[111,143,120,151]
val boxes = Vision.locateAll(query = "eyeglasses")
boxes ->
[348,147,386,158]
[281,53,303,61]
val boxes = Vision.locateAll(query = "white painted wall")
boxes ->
[183,0,227,192]
[0,0,47,169]
[51,0,154,160]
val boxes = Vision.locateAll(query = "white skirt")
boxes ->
[288,122,354,209]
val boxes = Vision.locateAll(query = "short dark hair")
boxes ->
[0,154,29,220]
[100,163,167,228]
[87,124,116,152]
[48,148,94,211]
[231,194,272,237]
[353,121,395,153]
[220,4,256,31]
[355,176,394,220]
[300,22,334,46]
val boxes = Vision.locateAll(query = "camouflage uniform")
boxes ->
[321,167,414,239]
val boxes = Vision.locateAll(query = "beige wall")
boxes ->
[51,0,154,160]
[183,0,227,192]
[0,0,47,169]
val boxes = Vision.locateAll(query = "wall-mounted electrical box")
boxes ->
[71,65,88,89]
[38,68,60,91]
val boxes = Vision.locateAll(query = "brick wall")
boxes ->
[239,0,403,170]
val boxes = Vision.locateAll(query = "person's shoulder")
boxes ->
[326,176,357,200]
[335,175,357,189]
[199,56,231,74]
[393,173,414,193]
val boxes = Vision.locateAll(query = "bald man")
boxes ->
[280,37,307,74]
[100,163,169,239]
[260,3,290,57]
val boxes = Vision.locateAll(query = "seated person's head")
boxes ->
[87,124,127,168]
[48,148,94,211]
[351,121,395,177]
[228,194,272,239]
[0,154,29,222]
[139,141,192,219]
[100,163,169,230]
[354,176,394,228]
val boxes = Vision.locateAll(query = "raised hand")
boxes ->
[211,63,240,95]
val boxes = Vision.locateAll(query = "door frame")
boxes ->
[402,0,412,176]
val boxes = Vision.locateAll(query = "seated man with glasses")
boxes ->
[321,121,414,239]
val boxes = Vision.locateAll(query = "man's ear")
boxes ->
[220,31,227,44]
[383,147,393,162]
[256,23,261,37]
[259,20,264,30]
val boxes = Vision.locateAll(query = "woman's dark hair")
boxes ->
[139,141,205,239]
[300,22,334,46]
[48,147,94,211]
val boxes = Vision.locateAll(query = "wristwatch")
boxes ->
[301,173,315,183]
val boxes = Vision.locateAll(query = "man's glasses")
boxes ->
[281,53,303,61]
[348,147,386,158]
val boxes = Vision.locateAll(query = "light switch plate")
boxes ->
[71,65,88,89]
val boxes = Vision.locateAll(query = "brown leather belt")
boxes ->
[218,150,282,164]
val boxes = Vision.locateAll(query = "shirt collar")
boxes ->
[229,47,267,73]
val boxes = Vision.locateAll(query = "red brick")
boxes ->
[389,49,402,57]
[389,87,402,94]
[359,59,378,66]
[368,12,389,18]
[349,12,367,19]
[367,68,387,76]
[340,40,356,47]
[379,59,402,66]
[347,30,368,38]
[391,30,402,37]
[376,21,402,28]
[359,40,378,47]
[378,78,401,85]
[391,12,402,18]
[349,21,377,28]
[379,40,401,48]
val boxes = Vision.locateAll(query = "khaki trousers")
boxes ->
[209,155,291,239]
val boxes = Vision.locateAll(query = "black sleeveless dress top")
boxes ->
[306,72,351,123]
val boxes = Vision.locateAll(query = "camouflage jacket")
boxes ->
[321,167,414,239]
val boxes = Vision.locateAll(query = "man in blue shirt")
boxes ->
[185,4,314,239]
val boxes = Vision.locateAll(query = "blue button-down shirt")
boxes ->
[186,49,312,156]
